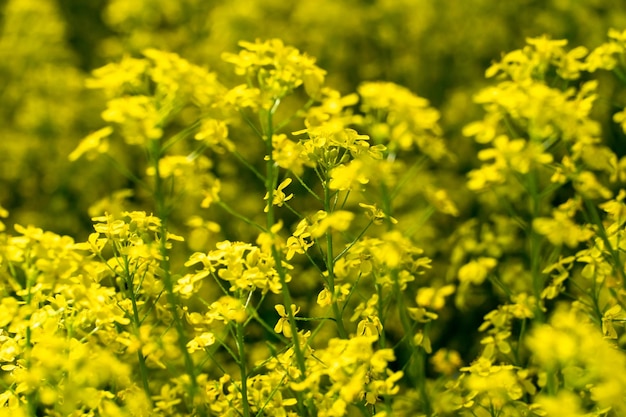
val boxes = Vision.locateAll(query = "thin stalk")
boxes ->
[376,283,387,348]
[414,346,431,416]
[263,101,313,416]
[546,366,559,396]
[235,321,252,417]
[514,318,527,366]
[232,149,266,182]
[150,140,203,414]
[405,206,437,238]
[613,66,626,85]
[217,201,267,232]
[392,269,431,415]
[255,378,292,417]
[266,174,306,372]
[24,266,36,417]
[293,172,323,202]
[248,310,288,345]
[104,153,150,190]
[162,120,202,153]
[274,98,316,132]
[583,197,625,287]
[526,169,545,322]
[283,201,305,219]
[389,155,428,200]
[334,220,373,263]
[240,109,264,139]
[380,182,393,229]
[122,256,152,402]
[323,184,348,339]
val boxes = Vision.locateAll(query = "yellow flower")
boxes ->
[600,189,626,225]
[194,118,234,152]
[358,203,398,225]
[407,307,438,324]
[272,134,309,176]
[308,210,355,239]
[356,316,383,337]
[458,257,497,285]
[264,178,294,212]
[285,218,313,260]
[0,205,7,232]
[586,37,624,72]
[358,81,446,159]
[533,213,594,249]
[85,56,149,96]
[186,332,216,353]
[430,349,463,376]
[424,187,460,217]
[101,96,162,145]
[274,304,300,338]
[601,304,626,339]
[465,366,523,404]
[536,391,586,417]
[329,159,369,191]
[173,270,209,298]
[316,288,332,307]
[574,171,612,200]
[223,84,261,109]
[206,296,247,324]
[68,127,112,161]
[413,331,432,353]
[416,285,456,310]
[222,39,326,105]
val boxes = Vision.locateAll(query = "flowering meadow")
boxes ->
[4,1,626,416]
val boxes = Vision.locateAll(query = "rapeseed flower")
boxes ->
[274,304,300,338]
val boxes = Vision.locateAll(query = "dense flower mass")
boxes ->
[3,1,626,416]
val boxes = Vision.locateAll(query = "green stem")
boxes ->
[274,98,316,132]
[526,169,545,322]
[161,120,202,153]
[104,153,150,190]
[121,256,153,402]
[392,269,431,415]
[217,201,266,232]
[24,266,36,417]
[380,182,394,230]
[266,203,303,368]
[389,155,428,201]
[293,172,323,202]
[240,109,264,139]
[415,347,431,416]
[583,197,625,288]
[514,318,526,366]
[263,102,312,416]
[323,185,348,339]
[333,220,373,263]
[376,284,387,348]
[546,366,559,396]
[613,66,626,85]
[232,149,266,182]
[235,321,252,417]
[150,140,202,414]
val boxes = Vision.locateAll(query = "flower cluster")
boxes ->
[5,14,626,417]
